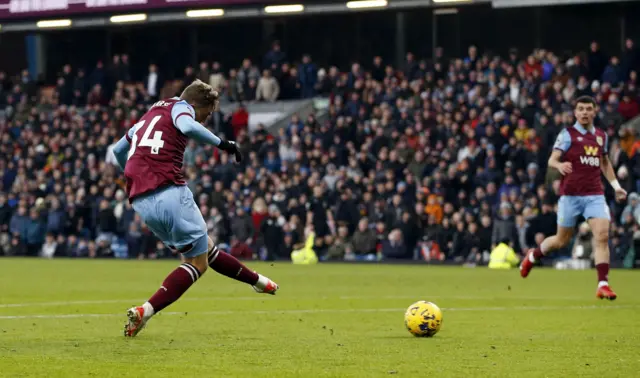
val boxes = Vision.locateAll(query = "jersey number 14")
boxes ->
[127,115,165,159]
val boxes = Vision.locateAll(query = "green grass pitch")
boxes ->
[0,259,638,377]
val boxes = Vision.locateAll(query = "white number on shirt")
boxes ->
[127,115,165,159]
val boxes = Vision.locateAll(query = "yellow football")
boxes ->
[404,301,443,337]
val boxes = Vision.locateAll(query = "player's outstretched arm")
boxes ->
[174,112,222,146]
[112,136,130,170]
[172,101,242,162]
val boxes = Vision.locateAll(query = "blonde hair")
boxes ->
[252,197,267,214]
[180,79,220,111]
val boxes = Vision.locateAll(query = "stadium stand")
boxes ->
[1,40,640,268]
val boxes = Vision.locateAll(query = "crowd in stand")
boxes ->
[1,39,640,265]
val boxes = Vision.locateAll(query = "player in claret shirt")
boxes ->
[111,80,278,337]
[520,96,627,300]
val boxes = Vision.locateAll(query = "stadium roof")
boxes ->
[0,0,487,32]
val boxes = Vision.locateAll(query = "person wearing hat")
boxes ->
[621,192,640,225]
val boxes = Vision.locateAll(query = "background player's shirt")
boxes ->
[124,97,195,201]
[553,123,608,196]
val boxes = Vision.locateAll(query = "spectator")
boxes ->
[9,206,28,240]
[351,218,377,257]
[144,64,162,101]
[226,69,242,102]
[0,194,12,234]
[97,199,117,241]
[120,54,132,82]
[182,66,197,92]
[9,234,27,256]
[87,84,105,106]
[621,38,640,78]
[381,229,408,259]
[464,222,484,264]
[229,236,253,260]
[89,61,105,87]
[197,62,210,83]
[263,41,286,70]
[280,65,301,99]
[230,104,249,138]
[299,54,318,99]
[618,93,639,121]
[488,241,520,269]
[621,192,640,225]
[230,207,254,246]
[46,198,66,235]
[238,59,260,95]
[40,233,57,258]
[588,41,608,81]
[207,207,225,244]
[26,208,46,256]
[492,203,518,250]
[326,224,352,260]
[450,221,469,262]
[371,56,385,82]
[260,204,284,260]
[209,62,225,91]
[256,69,280,102]
[602,56,622,85]
[572,222,593,262]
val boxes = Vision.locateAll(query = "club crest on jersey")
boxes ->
[577,137,583,141]
[596,136,603,146]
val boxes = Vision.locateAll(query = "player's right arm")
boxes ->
[171,101,243,162]
[171,101,222,146]
[549,129,572,176]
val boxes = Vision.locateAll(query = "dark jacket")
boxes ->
[351,229,377,255]
[381,240,408,259]
[492,215,519,248]
[231,215,255,242]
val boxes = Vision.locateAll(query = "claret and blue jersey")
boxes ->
[553,123,610,227]
[110,97,223,258]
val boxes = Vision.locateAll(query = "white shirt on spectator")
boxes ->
[148,72,158,97]
[41,241,57,259]
[279,144,296,162]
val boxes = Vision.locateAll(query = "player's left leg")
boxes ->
[584,195,616,300]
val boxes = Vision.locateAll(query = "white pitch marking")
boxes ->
[0,304,637,320]
[0,294,590,309]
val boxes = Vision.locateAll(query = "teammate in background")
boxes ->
[111,80,279,337]
[520,96,627,300]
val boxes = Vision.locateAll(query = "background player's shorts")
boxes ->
[557,195,610,228]
[132,185,208,258]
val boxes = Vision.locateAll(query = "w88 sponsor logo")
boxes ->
[579,156,600,167]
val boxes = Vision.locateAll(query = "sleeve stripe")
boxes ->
[125,134,132,143]
[174,112,194,121]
